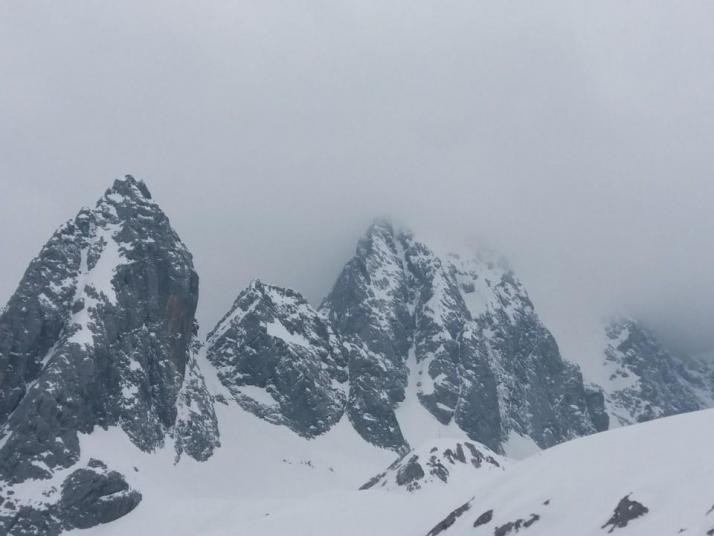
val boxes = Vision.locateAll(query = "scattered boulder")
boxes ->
[59,465,141,529]
[396,456,426,488]
[473,509,493,527]
[602,495,649,532]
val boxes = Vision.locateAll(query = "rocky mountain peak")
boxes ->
[206,281,348,438]
[0,176,218,535]
[105,174,153,201]
[319,219,608,453]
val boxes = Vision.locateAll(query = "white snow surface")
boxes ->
[66,402,395,536]
[447,250,510,320]
[265,318,312,348]
[502,431,541,459]
[433,407,714,536]
[66,223,128,348]
[66,406,714,536]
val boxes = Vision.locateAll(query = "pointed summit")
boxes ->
[105,174,153,201]
[0,175,217,535]
[321,220,608,453]
[365,217,396,236]
[206,281,348,437]
[356,217,412,257]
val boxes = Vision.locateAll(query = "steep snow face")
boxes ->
[361,438,506,493]
[321,221,607,454]
[0,176,218,535]
[427,408,714,536]
[206,280,348,437]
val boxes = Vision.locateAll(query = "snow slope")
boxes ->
[65,405,394,536]
[72,391,714,536]
[429,407,714,536]
[62,353,392,536]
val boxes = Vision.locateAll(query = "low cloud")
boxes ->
[1,1,713,353]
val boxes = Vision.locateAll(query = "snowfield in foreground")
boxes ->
[68,406,714,536]
[430,407,714,536]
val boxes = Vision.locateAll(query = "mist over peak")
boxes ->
[2,1,713,353]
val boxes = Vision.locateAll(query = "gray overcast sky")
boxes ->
[1,1,713,352]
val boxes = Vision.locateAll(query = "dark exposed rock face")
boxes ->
[361,440,504,493]
[493,513,540,535]
[0,176,218,534]
[58,462,141,529]
[321,220,608,452]
[0,460,141,536]
[449,253,609,451]
[601,495,649,532]
[602,318,711,425]
[206,280,348,437]
[395,456,426,487]
[426,501,472,536]
[473,509,493,527]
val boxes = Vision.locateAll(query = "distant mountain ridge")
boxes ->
[589,316,713,426]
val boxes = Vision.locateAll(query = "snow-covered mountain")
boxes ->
[320,220,608,454]
[0,177,218,534]
[1,177,712,536]
[205,280,348,437]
